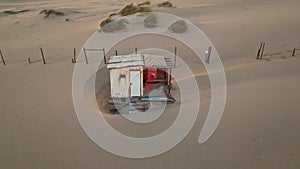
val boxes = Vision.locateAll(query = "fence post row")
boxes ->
[83,48,107,64]
[1,46,297,66]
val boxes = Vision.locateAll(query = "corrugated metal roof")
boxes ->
[144,54,168,68]
[107,54,144,69]
[107,61,144,69]
[107,53,173,69]
[108,54,143,64]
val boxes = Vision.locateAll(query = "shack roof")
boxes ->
[107,54,144,69]
[144,54,169,68]
[107,54,173,69]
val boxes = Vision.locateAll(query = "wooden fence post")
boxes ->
[206,46,212,64]
[83,47,88,64]
[103,48,107,64]
[0,49,6,66]
[73,48,76,63]
[168,68,172,86]
[174,47,177,68]
[292,48,296,57]
[135,48,138,54]
[260,43,265,60]
[115,50,118,56]
[28,57,31,64]
[40,48,46,64]
[257,42,263,60]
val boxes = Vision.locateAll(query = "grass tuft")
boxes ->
[100,17,114,27]
[158,1,173,7]
[138,1,151,6]
[100,3,153,27]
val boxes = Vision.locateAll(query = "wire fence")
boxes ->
[255,42,298,61]
[0,44,299,67]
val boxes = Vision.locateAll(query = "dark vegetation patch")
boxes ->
[1,9,31,15]
[40,9,66,18]
[100,1,174,28]
[158,1,173,7]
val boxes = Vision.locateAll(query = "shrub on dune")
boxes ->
[101,18,129,33]
[119,3,152,16]
[158,1,173,7]
[40,9,66,18]
[100,17,114,27]
[100,3,152,28]
[168,20,188,33]
[138,1,151,6]
[144,14,157,28]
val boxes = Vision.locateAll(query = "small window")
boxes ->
[120,74,126,78]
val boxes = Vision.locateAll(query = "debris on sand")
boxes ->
[40,9,66,18]
[168,20,188,33]
[144,14,157,28]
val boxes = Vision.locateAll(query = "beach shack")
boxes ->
[107,53,175,104]
[107,54,144,98]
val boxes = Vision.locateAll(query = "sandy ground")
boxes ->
[0,0,300,168]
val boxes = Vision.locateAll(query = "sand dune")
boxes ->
[0,0,299,168]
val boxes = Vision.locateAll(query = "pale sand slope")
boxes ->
[0,0,300,168]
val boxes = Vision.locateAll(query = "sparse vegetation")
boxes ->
[109,13,118,17]
[100,3,153,28]
[100,17,113,27]
[1,9,30,15]
[144,14,157,28]
[40,9,66,18]
[99,1,175,28]
[139,6,152,13]
[168,20,187,33]
[119,4,138,16]
[158,1,173,7]
[101,18,129,33]
[119,3,152,16]
[138,1,151,6]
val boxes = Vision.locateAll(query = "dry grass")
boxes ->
[138,1,151,6]
[158,1,173,7]
[119,4,152,16]
[100,17,113,27]
[100,3,152,27]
